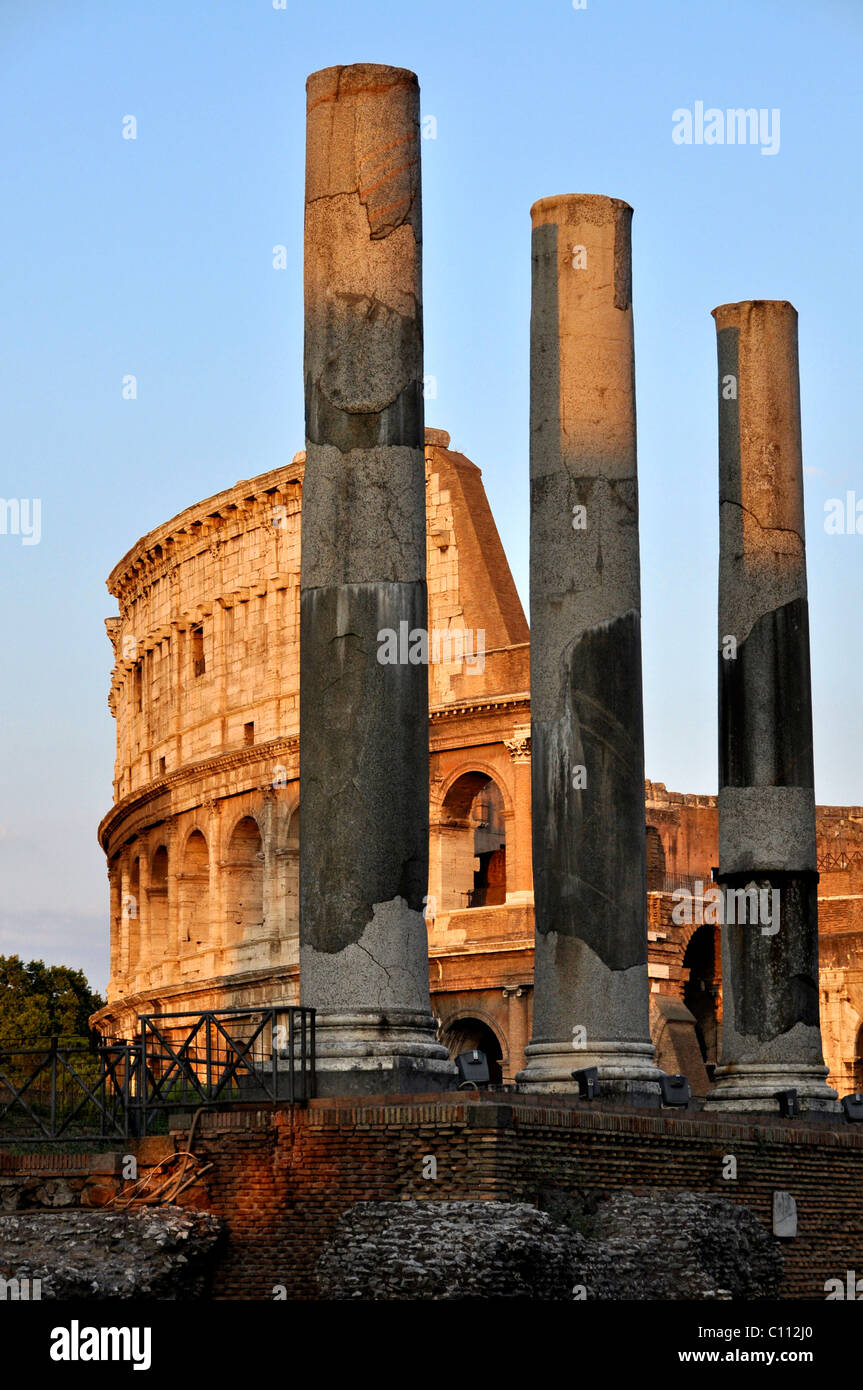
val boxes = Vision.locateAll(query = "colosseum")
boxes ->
[94,428,863,1097]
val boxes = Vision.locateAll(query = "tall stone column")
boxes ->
[517,195,660,1099]
[705,299,836,1112]
[300,63,453,1094]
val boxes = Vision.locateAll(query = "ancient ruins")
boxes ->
[300,65,453,1092]
[94,62,863,1113]
[519,192,660,1099]
[708,300,834,1111]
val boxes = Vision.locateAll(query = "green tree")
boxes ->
[0,956,105,1047]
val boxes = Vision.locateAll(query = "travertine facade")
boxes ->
[95,431,534,1077]
[95,433,863,1097]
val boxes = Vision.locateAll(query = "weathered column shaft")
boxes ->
[706,299,836,1112]
[300,63,452,1093]
[517,194,660,1098]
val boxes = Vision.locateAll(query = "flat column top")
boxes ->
[306,63,419,101]
[531,192,633,225]
[713,299,797,325]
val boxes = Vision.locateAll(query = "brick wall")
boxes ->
[0,1138,173,1211]
[166,1095,863,1301]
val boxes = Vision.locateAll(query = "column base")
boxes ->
[310,1009,457,1097]
[703,1062,839,1114]
[515,1040,663,1104]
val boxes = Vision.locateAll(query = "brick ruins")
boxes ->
[4,1103,862,1300]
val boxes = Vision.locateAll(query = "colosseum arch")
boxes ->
[682,921,721,1075]
[225,815,264,946]
[149,844,169,959]
[178,829,210,953]
[436,770,508,912]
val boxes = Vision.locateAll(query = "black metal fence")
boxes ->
[0,1007,316,1143]
[136,1006,316,1130]
[818,849,863,872]
[0,1036,136,1142]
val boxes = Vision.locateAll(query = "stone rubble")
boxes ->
[316,1192,783,1300]
[0,1205,221,1299]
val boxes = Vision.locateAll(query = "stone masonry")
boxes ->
[519,194,660,1098]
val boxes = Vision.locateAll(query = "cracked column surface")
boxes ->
[299,63,454,1094]
[705,300,837,1113]
[516,194,661,1100]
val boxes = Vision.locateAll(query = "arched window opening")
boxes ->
[226,816,264,944]
[179,830,209,950]
[682,923,721,1078]
[149,845,169,958]
[440,773,506,911]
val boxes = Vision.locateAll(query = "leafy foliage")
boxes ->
[0,955,105,1047]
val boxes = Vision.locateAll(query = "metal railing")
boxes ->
[0,1007,316,1144]
[135,1006,315,1131]
[0,1036,137,1142]
[818,849,863,872]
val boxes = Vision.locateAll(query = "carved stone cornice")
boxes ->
[91,960,301,1025]
[108,464,304,607]
[98,736,299,850]
[429,692,530,723]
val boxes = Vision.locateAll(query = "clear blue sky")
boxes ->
[1,0,861,992]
